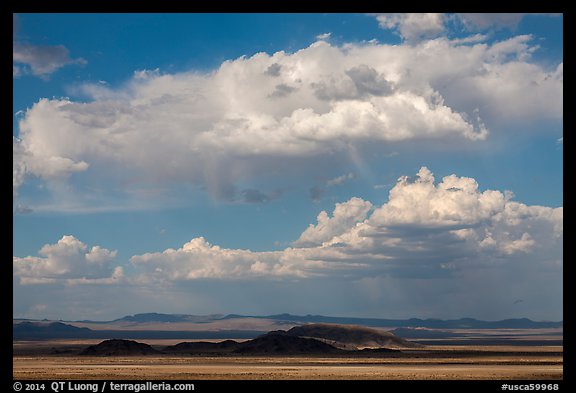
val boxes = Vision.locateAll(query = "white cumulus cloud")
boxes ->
[294,197,373,247]
[369,166,507,228]
[13,235,121,285]
[130,237,324,281]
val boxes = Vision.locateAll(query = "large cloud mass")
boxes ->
[13,36,562,207]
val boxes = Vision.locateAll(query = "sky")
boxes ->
[13,13,563,321]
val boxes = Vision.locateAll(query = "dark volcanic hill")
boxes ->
[79,339,162,356]
[233,333,342,355]
[163,340,240,354]
[285,323,422,349]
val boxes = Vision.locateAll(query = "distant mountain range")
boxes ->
[77,312,564,329]
[112,313,223,324]
[228,313,563,329]
[13,322,93,339]
[13,312,563,341]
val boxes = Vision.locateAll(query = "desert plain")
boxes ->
[13,339,562,380]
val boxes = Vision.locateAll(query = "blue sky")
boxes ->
[13,13,562,321]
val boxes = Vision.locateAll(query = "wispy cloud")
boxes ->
[13,14,86,79]
[456,13,561,31]
[13,43,86,79]
[241,188,282,204]
[374,13,445,42]
[372,13,562,42]
[326,173,355,187]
